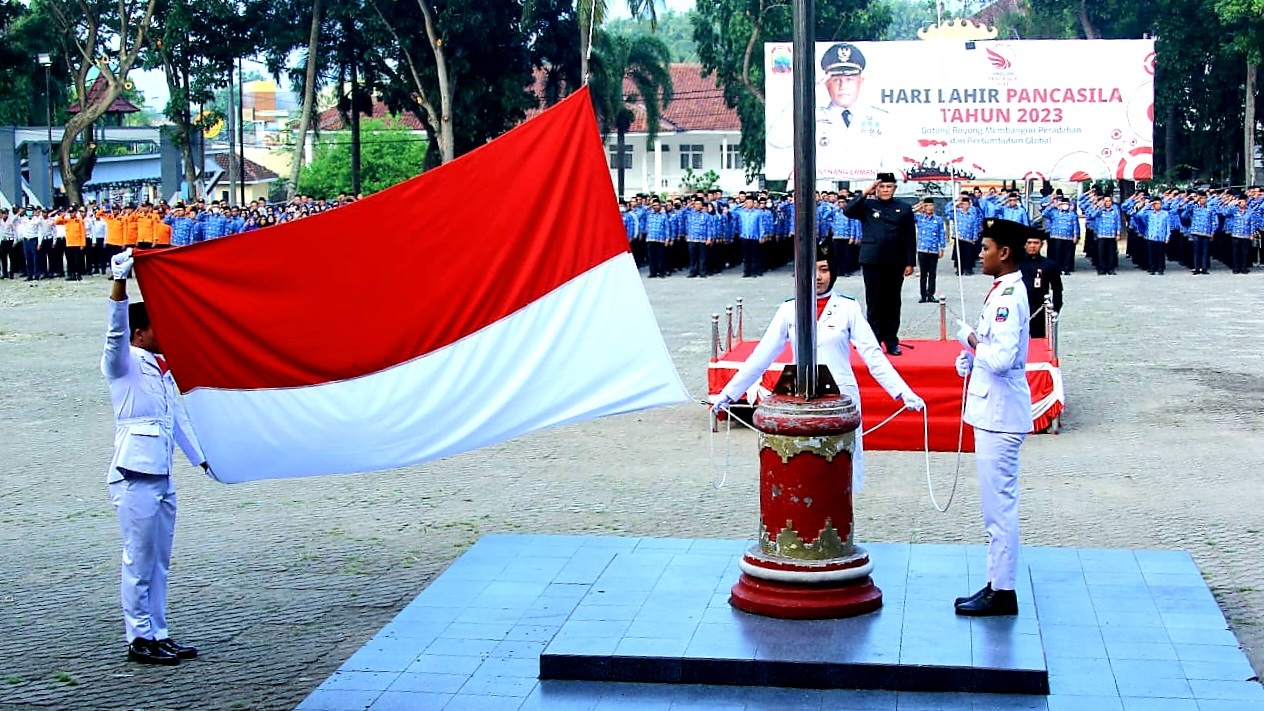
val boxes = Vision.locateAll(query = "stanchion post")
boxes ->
[1050,310,1060,361]
[938,295,948,341]
[1043,293,1053,345]
[726,305,734,352]
[711,313,721,360]
[736,297,744,342]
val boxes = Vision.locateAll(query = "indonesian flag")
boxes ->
[134,88,688,484]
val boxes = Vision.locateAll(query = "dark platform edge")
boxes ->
[539,654,1050,695]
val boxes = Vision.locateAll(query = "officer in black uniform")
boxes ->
[1019,232,1063,339]
[843,172,917,355]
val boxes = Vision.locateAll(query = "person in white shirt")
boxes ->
[953,218,1034,616]
[102,250,209,665]
[711,243,924,491]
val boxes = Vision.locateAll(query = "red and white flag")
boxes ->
[134,88,688,484]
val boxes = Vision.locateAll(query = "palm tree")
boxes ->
[588,30,673,197]
[577,0,659,82]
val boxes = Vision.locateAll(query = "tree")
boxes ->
[146,0,252,200]
[43,0,160,204]
[588,30,674,196]
[693,0,890,177]
[368,0,538,166]
[578,0,661,82]
[605,10,699,62]
[296,117,427,197]
[288,0,324,199]
[1215,0,1264,183]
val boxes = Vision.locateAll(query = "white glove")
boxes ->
[111,248,134,280]
[955,350,975,378]
[955,318,975,350]
[901,391,925,412]
[710,393,735,414]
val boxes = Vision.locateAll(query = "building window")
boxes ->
[679,144,704,170]
[608,145,632,170]
[725,145,744,170]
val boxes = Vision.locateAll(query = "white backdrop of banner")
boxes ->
[765,39,1155,183]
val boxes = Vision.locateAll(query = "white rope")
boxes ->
[703,397,963,512]
[582,0,598,86]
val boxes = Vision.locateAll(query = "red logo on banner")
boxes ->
[987,48,1012,70]
[1143,52,1156,76]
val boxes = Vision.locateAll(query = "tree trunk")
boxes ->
[227,65,238,205]
[349,58,362,195]
[1077,0,1100,40]
[416,0,454,163]
[1165,102,1177,180]
[288,0,324,199]
[616,126,626,197]
[1247,61,1258,185]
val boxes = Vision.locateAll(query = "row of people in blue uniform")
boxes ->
[620,183,1264,285]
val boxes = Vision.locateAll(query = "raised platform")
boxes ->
[708,337,1065,452]
[539,541,1047,694]
[296,535,1264,711]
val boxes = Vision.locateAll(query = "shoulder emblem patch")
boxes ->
[996,306,1009,322]
[1001,286,1015,296]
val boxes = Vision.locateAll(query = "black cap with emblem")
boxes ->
[821,43,865,76]
[982,218,1040,252]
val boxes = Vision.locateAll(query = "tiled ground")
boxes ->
[540,541,1046,694]
[296,535,1264,711]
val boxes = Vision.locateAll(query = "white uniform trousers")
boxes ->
[975,429,1025,590]
[108,471,177,643]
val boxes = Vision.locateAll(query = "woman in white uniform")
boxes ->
[713,245,924,490]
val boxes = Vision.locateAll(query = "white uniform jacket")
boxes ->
[720,293,914,489]
[101,299,205,483]
[964,271,1032,434]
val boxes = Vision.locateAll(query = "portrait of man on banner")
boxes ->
[814,42,890,178]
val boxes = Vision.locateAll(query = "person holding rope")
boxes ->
[953,218,1034,617]
[711,242,924,491]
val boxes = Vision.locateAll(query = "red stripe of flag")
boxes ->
[136,88,627,392]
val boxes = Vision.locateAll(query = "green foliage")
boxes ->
[680,167,721,191]
[882,1,940,41]
[297,118,426,198]
[606,10,699,62]
[693,0,891,178]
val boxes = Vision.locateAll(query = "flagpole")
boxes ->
[791,0,817,398]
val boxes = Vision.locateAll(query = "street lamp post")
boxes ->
[38,53,53,207]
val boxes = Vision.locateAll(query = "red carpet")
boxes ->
[709,339,1062,453]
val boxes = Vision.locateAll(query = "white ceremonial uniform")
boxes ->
[815,103,889,177]
[719,293,914,490]
[963,270,1031,591]
[101,298,204,644]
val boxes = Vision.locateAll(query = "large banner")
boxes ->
[765,39,1155,182]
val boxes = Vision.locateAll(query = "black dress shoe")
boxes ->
[128,638,181,665]
[955,587,1018,616]
[954,583,992,607]
[156,638,198,659]
[886,344,902,356]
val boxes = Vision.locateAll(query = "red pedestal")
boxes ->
[730,390,882,619]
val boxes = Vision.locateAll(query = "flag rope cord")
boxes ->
[703,396,964,513]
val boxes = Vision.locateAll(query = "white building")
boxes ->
[603,64,759,198]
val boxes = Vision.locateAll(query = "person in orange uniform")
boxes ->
[136,205,156,250]
[63,208,86,281]
[105,207,125,267]
[123,207,140,250]
[152,207,173,249]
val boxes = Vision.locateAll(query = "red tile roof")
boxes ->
[212,153,280,183]
[68,76,141,114]
[319,64,739,136]
[318,104,425,131]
